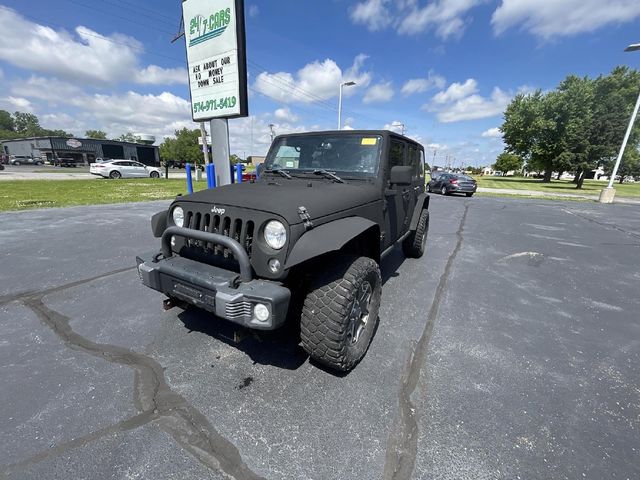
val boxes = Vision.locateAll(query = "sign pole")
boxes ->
[210,118,231,186]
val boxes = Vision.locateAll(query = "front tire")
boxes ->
[301,255,381,372]
[402,209,429,258]
[150,171,160,178]
[109,170,121,179]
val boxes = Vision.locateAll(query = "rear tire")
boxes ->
[109,170,121,179]
[150,171,160,178]
[402,209,429,258]
[465,192,474,197]
[301,255,381,372]
[440,185,447,195]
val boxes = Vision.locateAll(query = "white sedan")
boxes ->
[90,160,163,179]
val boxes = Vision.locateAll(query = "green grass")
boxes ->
[476,176,640,197]
[0,178,208,211]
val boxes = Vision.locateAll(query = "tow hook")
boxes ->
[163,298,176,310]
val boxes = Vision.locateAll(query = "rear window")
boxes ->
[456,175,474,181]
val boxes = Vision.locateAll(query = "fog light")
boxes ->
[170,235,176,247]
[268,258,281,273]
[253,303,270,322]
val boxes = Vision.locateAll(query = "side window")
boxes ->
[407,144,421,178]
[389,140,405,170]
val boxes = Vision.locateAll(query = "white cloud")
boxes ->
[0,7,184,86]
[397,0,484,39]
[428,86,512,122]
[481,127,502,138]
[253,55,371,104]
[363,82,394,104]
[432,79,478,104]
[401,70,446,96]
[384,121,405,133]
[0,96,34,112]
[492,0,640,38]
[136,65,186,85]
[11,76,83,103]
[350,0,392,31]
[248,5,260,17]
[274,107,299,122]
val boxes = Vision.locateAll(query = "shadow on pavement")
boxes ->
[175,248,409,372]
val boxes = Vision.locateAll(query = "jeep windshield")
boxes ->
[263,134,383,178]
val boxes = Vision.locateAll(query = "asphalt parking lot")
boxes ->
[1,196,638,480]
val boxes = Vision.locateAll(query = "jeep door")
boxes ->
[384,138,412,246]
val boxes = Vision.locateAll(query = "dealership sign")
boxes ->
[66,139,82,148]
[182,0,248,121]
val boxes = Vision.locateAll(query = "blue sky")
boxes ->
[1,0,639,166]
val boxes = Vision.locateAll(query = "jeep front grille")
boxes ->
[183,210,255,257]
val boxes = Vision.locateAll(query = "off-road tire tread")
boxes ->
[300,255,381,372]
[402,209,429,258]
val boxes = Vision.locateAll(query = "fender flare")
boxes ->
[285,217,379,269]
[409,193,430,231]
[151,210,168,238]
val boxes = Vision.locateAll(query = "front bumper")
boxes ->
[136,227,290,330]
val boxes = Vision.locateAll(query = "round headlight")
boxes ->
[264,220,286,250]
[172,206,184,227]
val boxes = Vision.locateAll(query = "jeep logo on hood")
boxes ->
[211,206,226,215]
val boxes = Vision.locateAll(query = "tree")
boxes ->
[85,130,107,139]
[604,145,640,183]
[13,112,42,136]
[113,132,140,143]
[501,91,562,182]
[0,110,14,131]
[493,152,523,173]
[159,128,202,165]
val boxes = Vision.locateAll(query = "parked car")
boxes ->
[9,155,43,166]
[53,157,83,167]
[90,160,163,179]
[427,173,477,197]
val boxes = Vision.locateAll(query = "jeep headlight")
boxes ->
[264,220,286,250]
[172,206,184,227]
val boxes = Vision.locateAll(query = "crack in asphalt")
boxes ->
[0,266,136,306]
[382,202,469,480]
[1,273,263,480]
[563,208,640,240]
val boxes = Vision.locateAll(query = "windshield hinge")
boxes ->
[298,206,313,230]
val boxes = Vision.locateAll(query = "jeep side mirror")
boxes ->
[390,166,412,186]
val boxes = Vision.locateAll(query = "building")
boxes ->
[0,136,160,166]
[247,155,266,166]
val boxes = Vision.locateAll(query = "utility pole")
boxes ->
[200,122,210,165]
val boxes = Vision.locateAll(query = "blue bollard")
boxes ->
[185,163,193,194]
[236,163,243,183]
[206,164,213,189]
[212,164,216,188]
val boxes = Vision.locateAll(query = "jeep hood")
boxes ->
[179,179,380,225]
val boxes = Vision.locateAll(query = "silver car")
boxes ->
[90,160,163,179]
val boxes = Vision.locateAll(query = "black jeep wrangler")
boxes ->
[136,130,430,371]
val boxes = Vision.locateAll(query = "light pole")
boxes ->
[599,43,640,203]
[338,81,356,130]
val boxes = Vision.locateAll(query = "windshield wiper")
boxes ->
[312,169,343,183]
[264,168,292,179]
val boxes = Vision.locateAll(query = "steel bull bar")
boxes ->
[136,226,290,330]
